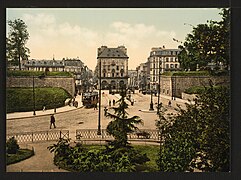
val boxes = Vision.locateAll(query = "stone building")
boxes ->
[136,62,149,91]
[148,46,181,90]
[128,70,138,90]
[95,46,129,90]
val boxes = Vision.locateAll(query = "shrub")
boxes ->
[6,137,19,154]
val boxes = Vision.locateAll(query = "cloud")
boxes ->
[107,21,177,48]
[20,13,178,69]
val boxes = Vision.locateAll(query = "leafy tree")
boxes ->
[178,8,230,71]
[106,86,143,148]
[6,18,30,70]
[156,83,230,172]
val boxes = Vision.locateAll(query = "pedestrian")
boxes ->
[42,105,46,111]
[94,103,98,110]
[168,100,171,107]
[109,100,111,107]
[50,114,56,129]
[104,107,108,116]
[113,99,115,106]
[131,100,134,106]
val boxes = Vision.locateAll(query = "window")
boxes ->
[121,73,123,77]
[166,57,169,62]
[170,64,174,68]
[116,73,119,77]
[175,64,178,68]
[116,66,119,70]
[170,57,173,62]
[104,73,106,77]
[153,77,155,81]
[153,63,155,68]
[112,73,115,77]
[166,64,169,69]
[167,90,169,94]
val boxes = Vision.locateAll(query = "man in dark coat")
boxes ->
[50,114,56,129]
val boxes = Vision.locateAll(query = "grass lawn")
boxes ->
[84,144,159,172]
[6,149,34,165]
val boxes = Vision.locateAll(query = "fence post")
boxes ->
[60,131,62,139]
[32,132,34,142]
[47,131,48,141]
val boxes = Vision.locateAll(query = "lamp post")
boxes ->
[33,76,36,115]
[149,85,154,111]
[97,59,101,135]
[157,61,162,114]
[32,74,45,115]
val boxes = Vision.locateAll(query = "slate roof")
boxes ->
[98,48,128,58]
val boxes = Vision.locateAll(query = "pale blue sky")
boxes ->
[6,8,222,70]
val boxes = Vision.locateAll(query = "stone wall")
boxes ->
[181,92,197,101]
[160,75,230,98]
[6,76,75,96]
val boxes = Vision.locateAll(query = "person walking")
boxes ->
[168,100,172,107]
[104,107,108,116]
[50,114,56,129]
[109,100,111,107]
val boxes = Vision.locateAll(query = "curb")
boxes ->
[7,106,84,120]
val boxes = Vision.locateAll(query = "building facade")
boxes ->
[96,46,129,90]
[148,46,181,90]
[128,70,138,90]
[136,62,150,91]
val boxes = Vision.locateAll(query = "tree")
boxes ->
[156,83,230,172]
[106,86,143,148]
[6,18,30,70]
[178,8,230,71]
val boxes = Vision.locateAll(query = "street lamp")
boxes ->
[32,74,45,115]
[97,59,101,135]
[157,61,162,114]
[33,76,36,115]
[149,86,154,111]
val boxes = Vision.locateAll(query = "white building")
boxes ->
[148,46,181,90]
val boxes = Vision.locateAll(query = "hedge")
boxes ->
[7,87,72,113]
[7,70,73,77]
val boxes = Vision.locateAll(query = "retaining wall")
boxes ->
[6,76,75,96]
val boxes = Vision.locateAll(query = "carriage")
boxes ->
[82,91,98,108]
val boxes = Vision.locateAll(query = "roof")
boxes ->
[98,48,128,58]
[24,60,64,67]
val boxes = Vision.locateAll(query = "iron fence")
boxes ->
[75,129,160,141]
[6,130,69,144]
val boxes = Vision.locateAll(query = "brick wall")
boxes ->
[6,76,75,96]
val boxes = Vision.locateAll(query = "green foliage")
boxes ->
[6,19,30,70]
[6,137,20,154]
[184,86,223,94]
[7,87,72,113]
[178,9,230,71]
[156,84,230,172]
[6,149,34,165]
[48,138,150,172]
[106,87,143,148]
[7,70,73,77]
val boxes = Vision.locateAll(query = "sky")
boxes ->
[6,8,222,70]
